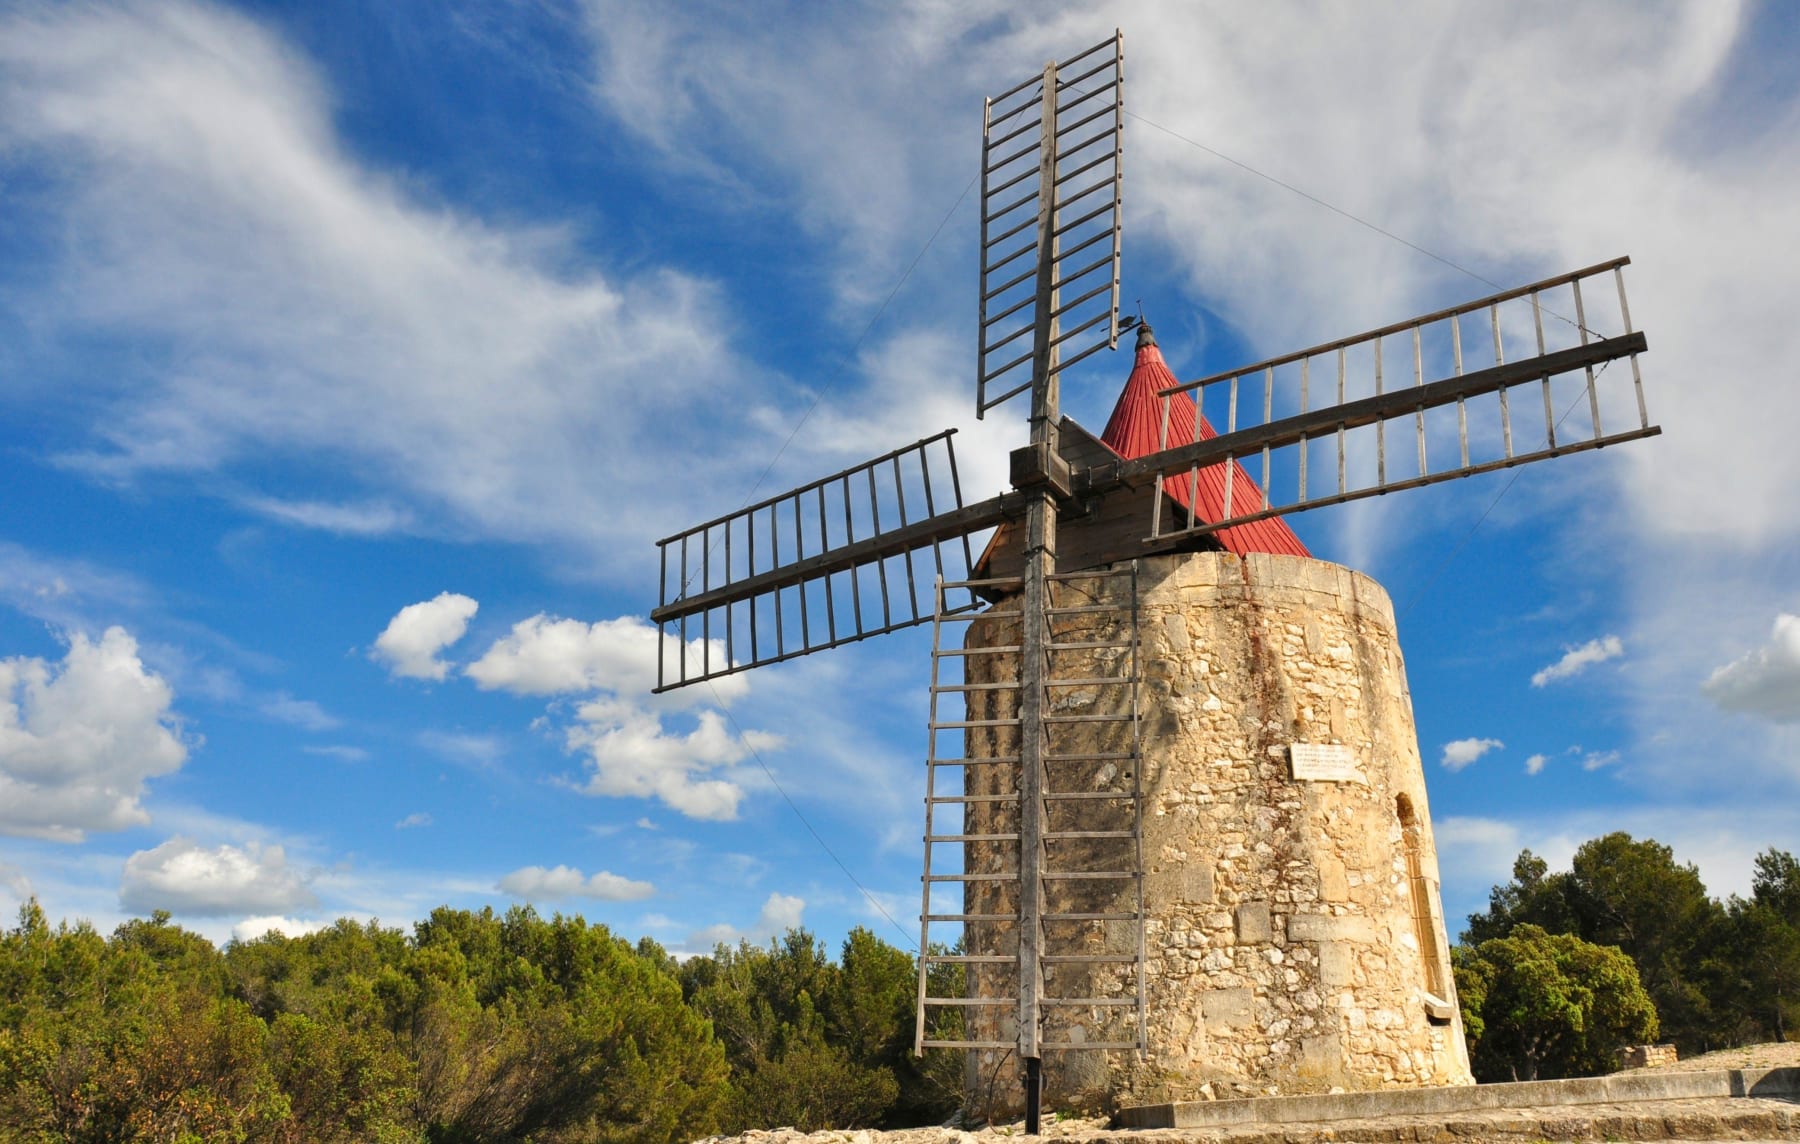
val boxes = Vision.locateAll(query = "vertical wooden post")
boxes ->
[1017,55,1060,1136]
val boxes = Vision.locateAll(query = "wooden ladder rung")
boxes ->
[1043,911,1138,921]
[1044,830,1135,840]
[1040,997,1140,1006]
[1041,871,1137,880]
[924,913,1016,922]
[926,873,1019,883]
[926,832,1019,843]
[921,997,1014,1007]
[923,954,1014,963]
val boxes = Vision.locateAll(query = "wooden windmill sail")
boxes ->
[648,30,1658,1129]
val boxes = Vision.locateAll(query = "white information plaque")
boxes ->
[1289,743,1363,783]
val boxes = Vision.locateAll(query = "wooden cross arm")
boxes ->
[650,493,1020,625]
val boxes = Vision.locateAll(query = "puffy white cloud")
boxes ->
[0,627,187,841]
[566,700,781,821]
[497,864,654,901]
[233,915,328,941]
[1702,613,1800,723]
[465,614,745,704]
[687,891,806,950]
[372,593,477,681]
[1531,636,1624,688]
[1439,737,1503,772]
[1580,749,1621,772]
[120,836,315,916]
[463,612,776,819]
[1524,753,1548,776]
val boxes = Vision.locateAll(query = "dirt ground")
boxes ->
[695,1043,1800,1144]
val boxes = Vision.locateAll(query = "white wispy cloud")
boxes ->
[0,627,189,841]
[372,593,477,681]
[1439,737,1503,772]
[394,812,432,830]
[497,864,654,902]
[258,692,338,731]
[1524,753,1548,776]
[0,0,761,573]
[417,730,505,770]
[120,836,315,917]
[240,497,416,537]
[1702,613,1800,723]
[303,745,369,763]
[1532,636,1624,688]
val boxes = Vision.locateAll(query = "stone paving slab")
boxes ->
[701,1094,1800,1144]
[1117,1069,1800,1131]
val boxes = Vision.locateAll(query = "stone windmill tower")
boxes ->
[947,321,1469,1115]
[647,32,1657,1128]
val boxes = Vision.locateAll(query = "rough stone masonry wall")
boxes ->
[962,552,1472,1117]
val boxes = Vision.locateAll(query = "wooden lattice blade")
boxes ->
[1110,333,1648,487]
[1102,258,1659,542]
[977,31,1124,419]
[649,430,1017,692]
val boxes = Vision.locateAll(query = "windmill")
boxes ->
[648,31,1656,1129]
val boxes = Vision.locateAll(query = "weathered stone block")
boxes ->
[1164,613,1191,653]
[1318,858,1350,903]
[1200,986,1254,1029]
[1317,942,1351,987]
[1299,1033,1343,1076]
[1235,900,1271,943]
[1288,913,1377,943]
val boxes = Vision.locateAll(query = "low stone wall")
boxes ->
[1620,1044,1681,1070]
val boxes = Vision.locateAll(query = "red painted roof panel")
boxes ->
[1099,330,1310,559]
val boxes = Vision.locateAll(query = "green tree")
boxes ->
[1454,924,1659,1082]
[1461,834,1728,1052]
[682,929,898,1132]
[1462,851,1578,945]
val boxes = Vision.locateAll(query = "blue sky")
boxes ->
[2,0,1799,954]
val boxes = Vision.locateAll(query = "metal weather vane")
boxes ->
[646,30,1656,1130]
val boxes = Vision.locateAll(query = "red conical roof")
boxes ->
[1100,325,1310,559]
